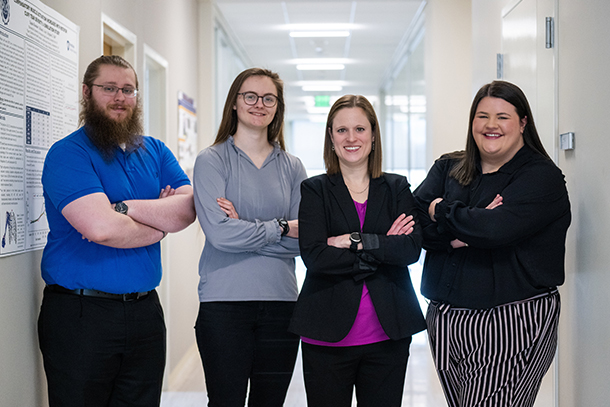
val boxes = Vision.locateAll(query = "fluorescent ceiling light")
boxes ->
[283,23,357,31]
[297,64,345,71]
[296,81,347,92]
[290,31,350,38]
[290,58,351,65]
[302,85,343,92]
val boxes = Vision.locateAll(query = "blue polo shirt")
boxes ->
[41,127,191,293]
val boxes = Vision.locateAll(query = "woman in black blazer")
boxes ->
[289,95,426,407]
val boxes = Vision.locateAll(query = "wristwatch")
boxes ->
[114,201,128,215]
[278,218,289,237]
[349,232,362,252]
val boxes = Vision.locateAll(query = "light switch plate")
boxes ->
[560,132,574,150]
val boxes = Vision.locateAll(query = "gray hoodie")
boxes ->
[193,137,308,302]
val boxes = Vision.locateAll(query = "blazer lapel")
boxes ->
[328,173,362,232]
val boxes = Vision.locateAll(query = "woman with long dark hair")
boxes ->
[414,80,571,407]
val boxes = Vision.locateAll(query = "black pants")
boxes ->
[38,287,166,407]
[195,301,300,407]
[302,337,412,407]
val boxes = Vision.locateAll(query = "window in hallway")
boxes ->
[383,32,426,190]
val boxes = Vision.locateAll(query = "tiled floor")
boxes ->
[160,331,446,407]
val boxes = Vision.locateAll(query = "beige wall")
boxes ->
[425,0,473,164]
[0,0,206,404]
[0,252,46,406]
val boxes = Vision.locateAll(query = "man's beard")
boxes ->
[81,97,144,162]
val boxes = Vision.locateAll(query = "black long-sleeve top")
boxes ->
[413,146,571,309]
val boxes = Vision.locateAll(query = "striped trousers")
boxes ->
[426,291,560,407]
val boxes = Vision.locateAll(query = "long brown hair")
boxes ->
[448,80,550,185]
[323,95,383,178]
[214,68,286,150]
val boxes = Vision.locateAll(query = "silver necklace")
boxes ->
[346,183,369,194]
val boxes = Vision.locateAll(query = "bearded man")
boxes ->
[38,55,196,407]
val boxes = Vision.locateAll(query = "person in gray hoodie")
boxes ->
[193,68,307,407]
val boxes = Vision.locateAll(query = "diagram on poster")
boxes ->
[0,0,79,257]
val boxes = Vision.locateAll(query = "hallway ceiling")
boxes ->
[215,0,425,122]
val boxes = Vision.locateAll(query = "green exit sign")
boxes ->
[314,95,331,107]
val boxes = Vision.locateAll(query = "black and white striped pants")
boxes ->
[426,291,560,407]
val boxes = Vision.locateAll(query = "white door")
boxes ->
[502,1,558,407]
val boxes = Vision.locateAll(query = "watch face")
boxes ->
[278,218,289,236]
[350,232,361,243]
[115,201,128,214]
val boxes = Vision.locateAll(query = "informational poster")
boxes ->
[0,0,79,257]
[177,91,197,174]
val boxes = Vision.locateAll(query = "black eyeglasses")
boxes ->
[238,92,278,108]
[91,84,138,98]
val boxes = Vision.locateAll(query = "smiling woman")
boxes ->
[472,96,527,174]
[233,76,278,140]
[328,107,373,175]
[192,67,307,407]
[413,81,570,407]
[289,94,426,407]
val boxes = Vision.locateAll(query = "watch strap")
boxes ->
[349,232,362,252]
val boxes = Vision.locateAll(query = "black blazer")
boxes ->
[289,172,426,342]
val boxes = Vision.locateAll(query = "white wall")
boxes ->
[0,0,205,404]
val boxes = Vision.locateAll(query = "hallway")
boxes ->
[160,331,446,407]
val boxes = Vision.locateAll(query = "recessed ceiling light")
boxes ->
[297,64,345,71]
[290,31,350,38]
[302,85,343,92]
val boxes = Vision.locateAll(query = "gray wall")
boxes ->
[556,0,610,404]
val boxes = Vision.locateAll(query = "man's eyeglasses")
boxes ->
[91,84,138,98]
[238,92,278,108]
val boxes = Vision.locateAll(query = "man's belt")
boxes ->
[46,284,151,301]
